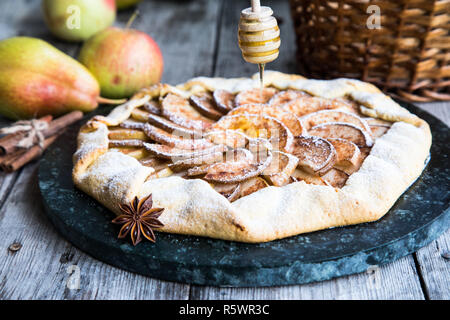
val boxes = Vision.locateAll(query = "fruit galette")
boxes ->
[73,71,431,243]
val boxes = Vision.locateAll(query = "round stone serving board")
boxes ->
[38,102,450,287]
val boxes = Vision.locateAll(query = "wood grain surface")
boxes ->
[0,0,448,300]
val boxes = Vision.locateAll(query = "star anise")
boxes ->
[112,194,164,246]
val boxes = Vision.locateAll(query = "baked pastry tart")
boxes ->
[72,71,432,243]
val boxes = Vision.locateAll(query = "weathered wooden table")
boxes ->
[0,0,448,300]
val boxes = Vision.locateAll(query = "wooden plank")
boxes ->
[413,101,449,300]
[129,0,222,84]
[0,164,190,300]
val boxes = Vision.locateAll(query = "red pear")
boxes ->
[78,26,164,99]
[0,37,123,120]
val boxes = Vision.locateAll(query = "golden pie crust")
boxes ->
[72,71,432,243]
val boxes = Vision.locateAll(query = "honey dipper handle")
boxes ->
[251,0,261,13]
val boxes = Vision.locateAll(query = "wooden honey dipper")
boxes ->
[238,0,280,86]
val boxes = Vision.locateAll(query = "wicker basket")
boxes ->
[290,0,450,102]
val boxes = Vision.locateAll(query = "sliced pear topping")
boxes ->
[213,89,235,113]
[308,122,373,147]
[370,125,390,139]
[291,136,336,175]
[282,96,346,117]
[204,130,249,149]
[169,151,224,172]
[147,113,202,138]
[143,100,161,115]
[143,143,226,160]
[268,90,308,107]
[291,168,328,186]
[109,128,147,140]
[263,151,299,186]
[212,182,241,202]
[239,176,269,198]
[140,156,170,171]
[301,109,371,132]
[327,138,362,174]
[228,103,305,136]
[161,93,214,131]
[189,93,224,120]
[235,88,278,106]
[212,114,293,152]
[321,168,349,188]
[143,123,213,150]
[109,139,144,148]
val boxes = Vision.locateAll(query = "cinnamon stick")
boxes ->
[0,115,53,155]
[0,134,60,173]
[0,111,83,155]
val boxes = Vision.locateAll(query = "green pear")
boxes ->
[42,0,116,42]
[0,37,119,120]
[78,26,164,99]
[116,0,143,10]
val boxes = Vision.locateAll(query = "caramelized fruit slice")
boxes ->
[239,176,269,198]
[212,114,293,152]
[109,139,144,148]
[301,109,370,132]
[169,151,224,172]
[204,130,249,149]
[370,125,390,139]
[291,169,328,186]
[143,123,213,150]
[147,113,202,138]
[143,143,226,160]
[282,96,345,117]
[268,90,308,107]
[140,156,170,171]
[291,136,336,175]
[235,88,278,106]
[143,100,161,115]
[213,89,235,113]
[120,120,145,130]
[189,94,224,120]
[263,151,299,186]
[212,182,241,202]
[108,128,147,140]
[228,104,305,136]
[161,93,214,131]
[321,168,349,188]
[327,138,362,174]
[309,122,373,147]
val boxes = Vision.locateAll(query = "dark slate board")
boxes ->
[38,102,450,287]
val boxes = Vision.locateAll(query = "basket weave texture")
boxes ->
[290,0,450,102]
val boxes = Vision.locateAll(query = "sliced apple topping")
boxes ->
[140,156,170,171]
[120,120,146,130]
[213,89,235,113]
[189,93,224,120]
[308,122,373,147]
[300,109,371,132]
[291,136,336,175]
[204,130,249,149]
[143,123,213,150]
[327,138,362,174]
[235,88,278,106]
[291,169,328,186]
[321,168,349,188]
[263,151,299,186]
[268,90,308,107]
[228,104,305,136]
[212,114,293,152]
[161,93,214,130]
